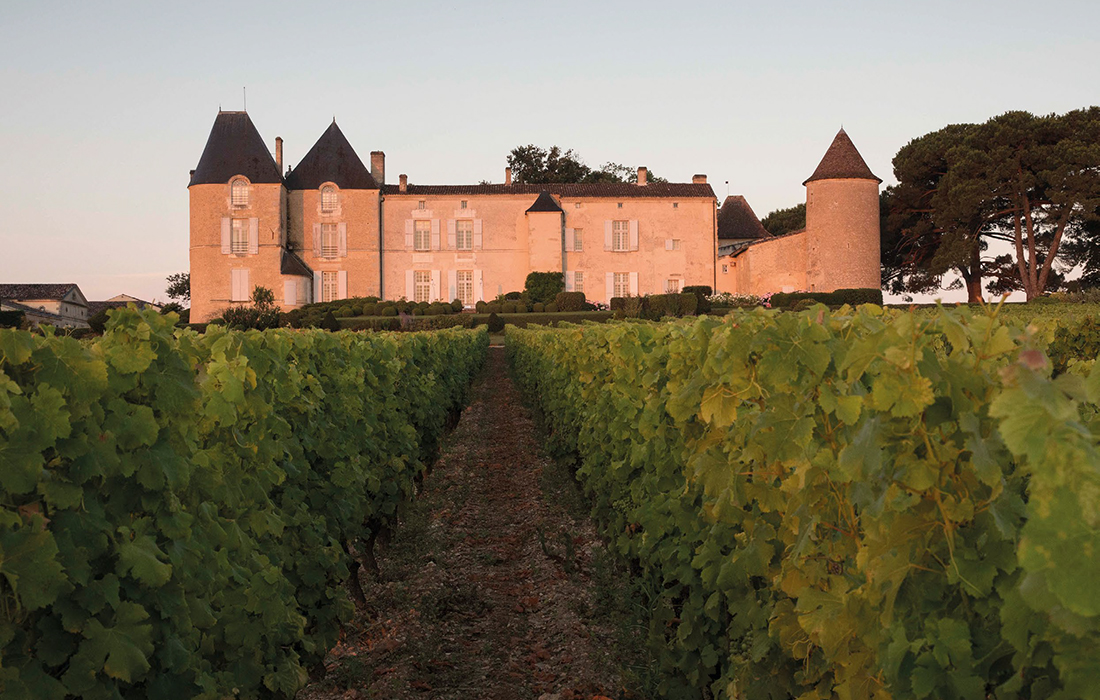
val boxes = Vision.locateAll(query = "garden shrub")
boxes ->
[382,306,398,317]
[533,303,545,313]
[487,312,505,332]
[554,291,587,312]
[683,285,712,313]
[524,271,565,303]
[544,303,558,313]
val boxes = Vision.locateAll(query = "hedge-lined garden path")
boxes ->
[299,348,654,700]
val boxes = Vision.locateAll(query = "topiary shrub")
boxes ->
[610,297,626,311]
[831,288,884,306]
[319,311,341,332]
[544,303,558,313]
[524,271,565,304]
[487,312,505,333]
[622,297,647,319]
[553,291,587,312]
[648,294,674,319]
[426,303,446,316]
[792,298,819,312]
[678,292,698,316]
[362,303,377,316]
[486,303,502,314]
[451,299,463,312]
[412,307,423,316]
[513,305,528,314]
[501,302,517,314]
[381,306,398,317]
[475,300,487,313]
[683,285,712,314]
[533,302,545,313]
[503,291,523,301]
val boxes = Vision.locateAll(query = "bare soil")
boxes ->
[298,348,655,700]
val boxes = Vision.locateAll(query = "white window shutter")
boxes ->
[565,228,574,252]
[314,274,322,303]
[313,224,322,257]
[474,270,483,301]
[431,219,441,250]
[337,270,348,300]
[338,222,347,257]
[565,271,574,292]
[604,221,613,251]
[405,220,414,249]
[448,270,457,301]
[629,220,639,251]
[447,220,457,248]
[405,270,414,300]
[230,270,239,301]
[606,272,614,301]
[473,219,483,249]
[249,218,259,254]
[242,269,250,301]
[629,271,639,295]
[284,280,296,306]
[431,270,441,301]
[665,239,673,251]
[221,218,231,254]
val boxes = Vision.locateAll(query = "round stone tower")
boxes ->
[803,128,881,292]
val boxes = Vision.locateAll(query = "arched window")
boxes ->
[321,185,337,212]
[231,178,249,207]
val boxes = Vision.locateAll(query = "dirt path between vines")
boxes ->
[299,348,652,700]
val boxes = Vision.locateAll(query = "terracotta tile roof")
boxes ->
[381,182,716,198]
[0,283,81,302]
[525,191,563,213]
[803,128,881,185]
[189,111,282,186]
[280,250,313,277]
[717,195,771,241]
[284,121,378,191]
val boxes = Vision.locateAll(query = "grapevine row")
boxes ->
[0,309,487,699]
[508,304,1100,699]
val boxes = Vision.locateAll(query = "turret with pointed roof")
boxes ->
[285,121,377,190]
[190,111,281,186]
[803,128,881,185]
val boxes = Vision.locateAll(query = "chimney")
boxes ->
[637,166,648,186]
[692,174,707,184]
[275,137,283,173]
[505,166,512,186]
[371,151,385,185]
[399,174,408,193]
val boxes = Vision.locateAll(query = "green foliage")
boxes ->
[87,309,109,333]
[1047,315,1100,372]
[381,307,397,318]
[319,311,341,331]
[525,272,564,304]
[532,303,545,313]
[681,285,712,313]
[487,312,504,333]
[760,202,806,236]
[543,303,558,313]
[771,288,883,308]
[165,272,190,303]
[221,286,281,330]
[553,292,587,312]
[0,309,487,699]
[507,144,667,184]
[507,305,1100,699]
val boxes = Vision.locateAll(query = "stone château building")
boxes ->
[187,112,879,322]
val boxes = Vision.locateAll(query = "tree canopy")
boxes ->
[760,203,805,236]
[506,144,667,185]
[166,272,190,303]
[883,108,1100,301]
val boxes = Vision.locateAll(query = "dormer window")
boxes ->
[418,200,426,210]
[460,200,468,209]
[321,185,337,212]
[231,178,249,207]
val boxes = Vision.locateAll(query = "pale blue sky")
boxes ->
[1,0,1097,303]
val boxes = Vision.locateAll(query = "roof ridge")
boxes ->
[803,128,881,185]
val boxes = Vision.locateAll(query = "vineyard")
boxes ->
[0,310,487,699]
[509,304,1100,699]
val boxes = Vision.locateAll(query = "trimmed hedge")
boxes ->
[553,291,587,312]
[0,310,26,328]
[770,287,883,308]
[682,285,712,313]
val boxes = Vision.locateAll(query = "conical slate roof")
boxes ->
[190,112,281,186]
[525,191,563,213]
[803,128,881,185]
[717,195,772,241]
[284,121,377,190]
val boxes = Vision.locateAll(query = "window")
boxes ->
[322,271,338,303]
[671,239,681,250]
[321,223,339,258]
[414,220,431,251]
[460,200,468,209]
[666,278,682,293]
[612,220,630,251]
[417,200,426,210]
[231,219,249,254]
[673,202,679,209]
[575,271,584,293]
[574,203,581,209]
[456,220,473,250]
[231,178,249,207]
[321,186,337,212]
[614,272,630,298]
[414,270,431,302]
[457,270,474,306]
[573,229,583,252]
[617,202,623,209]
[722,264,729,274]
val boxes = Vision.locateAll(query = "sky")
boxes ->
[1,0,1098,304]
